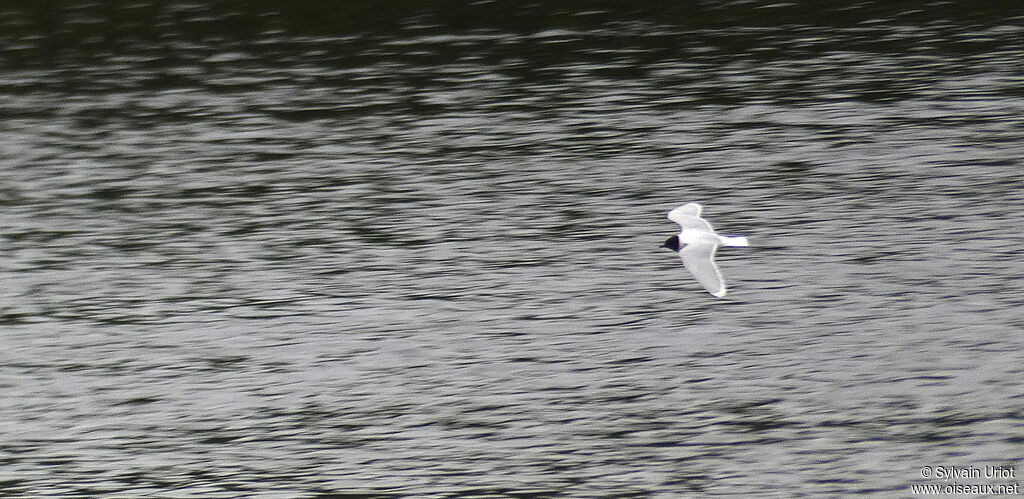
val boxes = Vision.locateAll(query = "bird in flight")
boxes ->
[661,203,749,298]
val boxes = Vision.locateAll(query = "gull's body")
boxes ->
[662,203,748,298]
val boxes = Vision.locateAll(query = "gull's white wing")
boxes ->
[668,203,713,232]
[679,240,727,298]
[668,202,701,220]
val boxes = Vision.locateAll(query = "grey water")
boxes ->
[2,2,1024,497]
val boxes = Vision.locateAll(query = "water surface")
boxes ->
[2,2,1024,496]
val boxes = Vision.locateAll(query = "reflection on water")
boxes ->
[2,2,1024,496]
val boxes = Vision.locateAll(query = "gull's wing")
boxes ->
[668,203,701,220]
[679,240,727,298]
[668,203,713,232]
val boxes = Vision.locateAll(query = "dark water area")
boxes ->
[2,1,1024,497]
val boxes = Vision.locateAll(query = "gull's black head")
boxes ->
[661,235,680,252]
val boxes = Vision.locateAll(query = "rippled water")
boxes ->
[2,2,1024,496]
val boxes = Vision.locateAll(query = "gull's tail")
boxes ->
[719,235,749,247]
